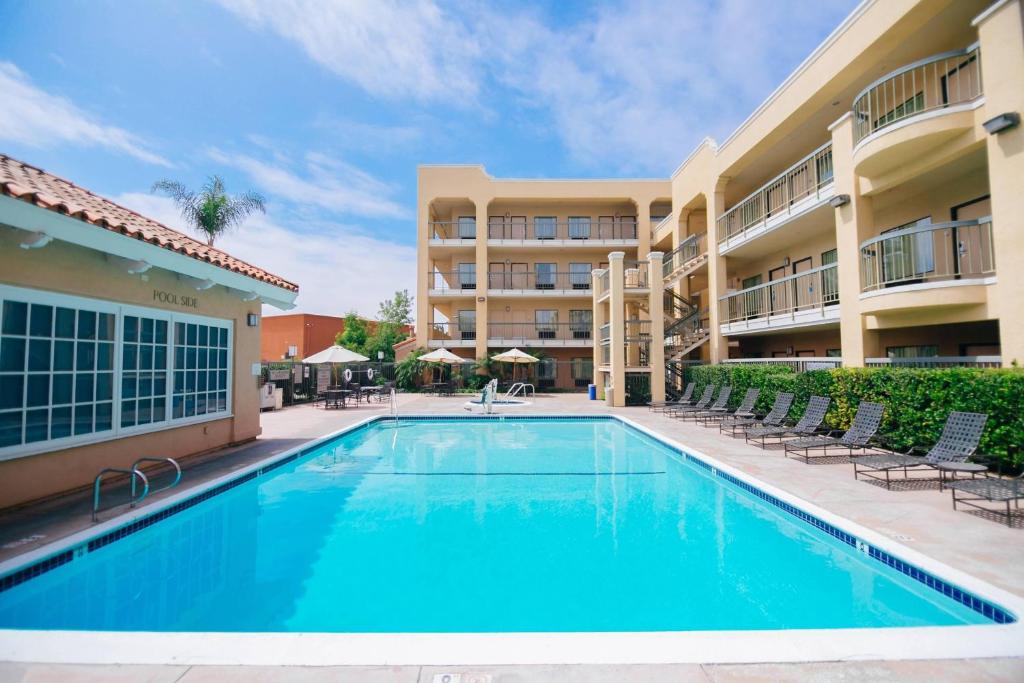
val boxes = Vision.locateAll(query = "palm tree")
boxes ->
[151,176,265,246]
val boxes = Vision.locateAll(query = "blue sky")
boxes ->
[0,0,857,316]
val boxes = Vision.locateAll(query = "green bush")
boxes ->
[684,364,1024,466]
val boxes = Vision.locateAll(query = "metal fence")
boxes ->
[260,361,398,406]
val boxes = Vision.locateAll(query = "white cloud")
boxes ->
[208,147,410,219]
[216,0,480,102]
[0,62,172,167]
[312,116,423,153]
[114,192,416,317]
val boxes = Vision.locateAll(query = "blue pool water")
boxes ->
[0,418,998,632]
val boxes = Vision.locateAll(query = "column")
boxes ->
[975,0,1024,367]
[705,182,730,363]
[647,251,666,403]
[415,201,432,346]
[636,200,651,259]
[608,251,626,407]
[592,268,608,399]
[674,209,692,301]
[830,113,879,367]
[474,200,490,359]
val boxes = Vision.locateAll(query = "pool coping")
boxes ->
[1,412,1023,665]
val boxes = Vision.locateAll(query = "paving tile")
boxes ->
[418,664,709,683]
[702,657,1024,683]
[0,663,189,683]
[177,665,420,683]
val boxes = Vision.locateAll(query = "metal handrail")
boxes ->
[859,218,994,292]
[486,271,594,291]
[717,142,833,244]
[853,43,981,143]
[719,263,839,325]
[428,221,477,240]
[93,468,149,522]
[623,260,650,289]
[487,322,593,343]
[486,219,639,241]
[130,457,182,499]
[663,233,707,278]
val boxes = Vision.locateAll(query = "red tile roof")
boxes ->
[0,154,298,293]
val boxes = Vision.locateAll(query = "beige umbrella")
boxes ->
[491,348,539,382]
[419,348,466,364]
[302,345,369,364]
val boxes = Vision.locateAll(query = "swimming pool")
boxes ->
[0,416,1014,637]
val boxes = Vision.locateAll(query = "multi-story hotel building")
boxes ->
[416,0,1024,405]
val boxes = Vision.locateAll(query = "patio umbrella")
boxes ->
[302,345,369,364]
[418,348,466,364]
[491,348,539,383]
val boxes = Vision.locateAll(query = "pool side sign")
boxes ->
[153,289,199,309]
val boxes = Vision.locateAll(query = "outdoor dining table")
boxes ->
[323,389,350,409]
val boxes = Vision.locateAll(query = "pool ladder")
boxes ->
[388,388,399,421]
[92,457,182,522]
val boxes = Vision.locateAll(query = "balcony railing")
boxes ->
[722,357,842,372]
[623,260,650,289]
[600,343,611,366]
[487,219,638,241]
[428,221,476,240]
[599,322,611,341]
[865,356,1001,368]
[429,271,477,292]
[486,271,592,292]
[488,322,593,344]
[853,44,982,143]
[597,270,610,297]
[860,218,994,292]
[624,319,652,341]
[428,322,476,343]
[717,142,833,245]
[663,232,708,279]
[720,263,839,325]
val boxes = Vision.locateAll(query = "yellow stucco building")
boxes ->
[417,0,1023,406]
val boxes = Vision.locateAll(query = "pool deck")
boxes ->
[1,393,1023,681]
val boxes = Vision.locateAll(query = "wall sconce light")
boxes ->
[983,112,1020,135]
[829,194,851,208]
[477,297,486,302]
[247,313,259,327]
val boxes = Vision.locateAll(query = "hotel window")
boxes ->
[0,285,232,459]
[457,262,476,289]
[887,345,938,358]
[821,249,839,305]
[568,216,591,239]
[534,216,556,239]
[537,358,557,389]
[569,262,591,289]
[535,310,558,339]
[457,216,475,239]
[457,310,476,341]
[571,357,593,387]
[535,263,556,289]
[569,310,592,339]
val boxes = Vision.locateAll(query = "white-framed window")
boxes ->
[0,284,233,460]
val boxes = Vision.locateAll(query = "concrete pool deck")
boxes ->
[1,393,1023,680]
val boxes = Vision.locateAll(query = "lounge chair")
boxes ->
[677,386,732,422]
[784,401,885,463]
[649,383,695,412]
[698,387,759,427]
[665,384,715,415]
[950,474,1023,527]
[744,395,831,448]
[720,392,794,437]
[852,411,988,490]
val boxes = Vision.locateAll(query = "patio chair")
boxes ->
[665,384,716,416]
[698,387,759,427]
[677,386,731,422]
[649,383,695,412]
[744,396,831,448]
[720,392,794,437]
[853,411,988,490]
[784,401,885,463]
[949,473,1023,527]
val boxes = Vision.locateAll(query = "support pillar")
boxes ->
[608,251,626,407]
[474,200,490,360]
[647,251,666,403]
[705,183,730,363]
[592,268,608,399]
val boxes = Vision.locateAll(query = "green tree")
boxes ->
[151,176,265,246]
[335,312,368,352]
[377,289,413,326]
[362,322,405,362]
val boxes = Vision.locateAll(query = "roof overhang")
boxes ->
[0,194,297,310]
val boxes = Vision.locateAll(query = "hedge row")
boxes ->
[682,365,1024,466]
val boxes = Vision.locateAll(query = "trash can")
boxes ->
[588,384,597,400]
[604,387,613,406]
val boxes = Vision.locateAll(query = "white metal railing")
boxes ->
[652,214,673,235]
[488,322,593,344]
[717,142,833,245]
[623,261,650,289]
[853,44,982,143]
[486,271,592,291]
[428,221,477,240]
[429,270,477,292]
[597,270,610,297]
[865,356,1001,368]
[860,218,994,292]
[487,218,638,241]
[663,233,708,279]
[720,263,839,325]
[722,357,842,372]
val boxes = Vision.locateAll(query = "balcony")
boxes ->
[486,271,593,297]
[428,271,477,296]
[487,322,594,347]
[717,143,834,254]
[663,232,708,285]
[486,218,639,248]
[427,322,476,348]
[623,260,650,292]
[859,218,995,314]
[427,221,476,247]
[719,263,840,335]
[852,45,982,179]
